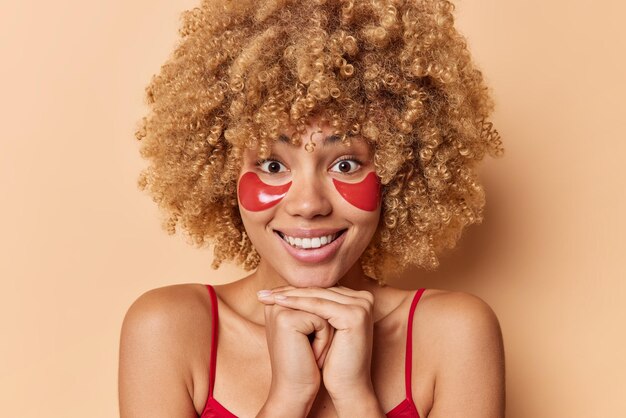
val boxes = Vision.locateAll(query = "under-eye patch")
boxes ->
[332,172,381,212]
[238,172,291,211]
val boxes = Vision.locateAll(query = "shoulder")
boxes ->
[119,284,213,417]
[121,283,214,363]
[123,283,212,323]
[415,289,503,365]
[412,289,505,417]
[121,284,213,344]
[417,289,502,338]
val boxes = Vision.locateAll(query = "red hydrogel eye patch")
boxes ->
[332,172,381,212]
[238,172,291,212]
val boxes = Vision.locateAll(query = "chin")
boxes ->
[281,268,341,288]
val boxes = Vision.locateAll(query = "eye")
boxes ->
[257,159,287,174]
[330,158,362,174]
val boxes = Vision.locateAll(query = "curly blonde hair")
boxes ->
[136,0,502,281]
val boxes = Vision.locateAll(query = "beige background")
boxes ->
[1,0,624,417]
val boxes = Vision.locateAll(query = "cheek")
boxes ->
[332,172,381,212]
[238,172,291,212]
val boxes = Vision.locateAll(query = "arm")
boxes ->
[329,387,385,418]
[118,286,202,418]
[424,292,505,418]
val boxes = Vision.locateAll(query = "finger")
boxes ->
[272,288,356,304]
[271,287,372,311]
[269,285,296,292]
[257,288,348,305]
[327,287,375,306]
[271,306,330,337]
[310,318,332,365]
[272,295,368,330]
[258,293,277,304]
[316,327,334,369]
[279,309,332,365]
[263,302,333,363]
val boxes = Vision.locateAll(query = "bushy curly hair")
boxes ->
[136,0,503,281]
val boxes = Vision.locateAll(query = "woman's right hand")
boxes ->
[257,294,333,418]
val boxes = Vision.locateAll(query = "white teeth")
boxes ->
[279,232,342,249]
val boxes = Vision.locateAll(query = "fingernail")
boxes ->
[257,290,272,298]
[273,294,287,301]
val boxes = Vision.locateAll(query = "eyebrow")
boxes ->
[278,133,343,146]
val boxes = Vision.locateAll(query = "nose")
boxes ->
[282,172,332,219]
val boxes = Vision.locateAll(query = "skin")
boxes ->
[118,120,506,418]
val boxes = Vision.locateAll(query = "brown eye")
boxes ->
[258,160,287,174]
[268,162,281,172]
[330,159,360,174]
[338,161,351,172]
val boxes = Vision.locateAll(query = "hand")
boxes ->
[258,292,333,417]
[258,286,376,402]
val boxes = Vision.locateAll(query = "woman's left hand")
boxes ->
[257,286,378,405]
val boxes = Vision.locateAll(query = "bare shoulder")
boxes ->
[119,283,212,418]
[415,289,504,366]
[123,283,212,326]
[417,289,502,338]
[413,289,505,418]
[121,283,213,353]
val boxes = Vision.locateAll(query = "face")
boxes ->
[237,120,382,288]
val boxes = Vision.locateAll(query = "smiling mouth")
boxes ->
[274,229,347,250]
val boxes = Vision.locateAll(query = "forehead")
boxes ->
[271,132,371,154]
[240,117,375,160]
[242,139,371,163]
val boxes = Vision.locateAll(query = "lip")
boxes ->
[273,227,345,238]
[275,229,347,263]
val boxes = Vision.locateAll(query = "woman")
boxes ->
[119,0,505,417]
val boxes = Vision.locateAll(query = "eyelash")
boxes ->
[255,155,364,174]
[255,156,287,174]
[330,156,363,174]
